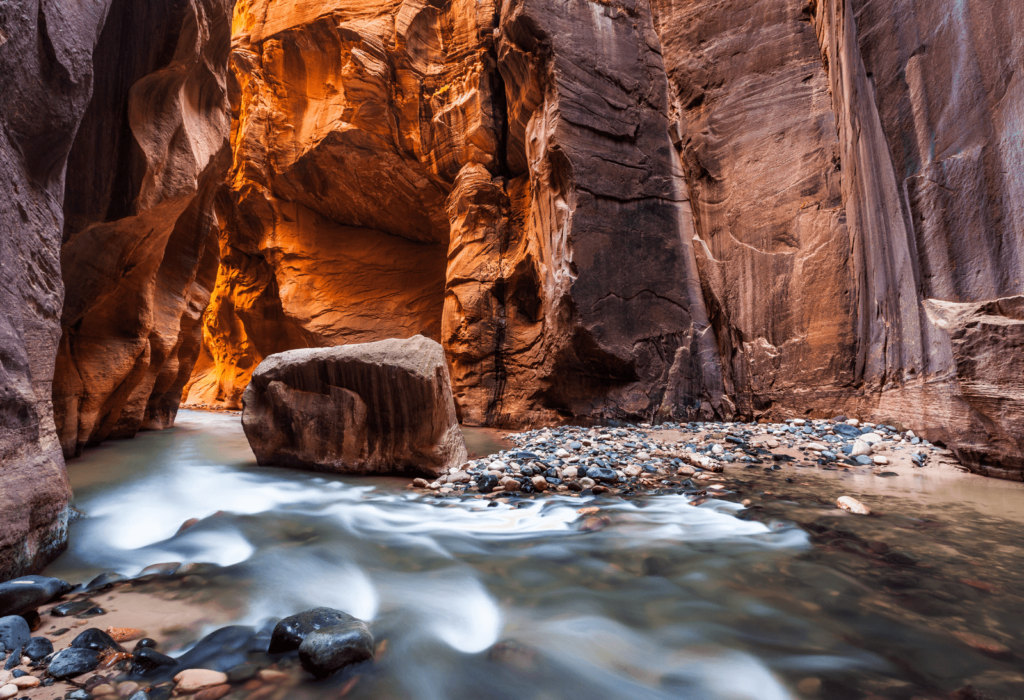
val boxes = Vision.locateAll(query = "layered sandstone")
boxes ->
[0,0,107,577]
[183,0,502,408]
[242,336,467,475]
[53,0,234,458]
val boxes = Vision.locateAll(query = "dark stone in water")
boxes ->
[85,572,127,591]
[25,636,53,660]
[270,608,364,655]
[134,638,158,651]
[0,575,74,617]
[130,648,176,677]
[51,600,96,617]
[48,647,100,678]
[71,627,125,653]
[174,625,261,672]
[0,615,30,651]
[586,467,617,482]
[298,621,374,678]
[137,562,181,578]
[477,474,499,494]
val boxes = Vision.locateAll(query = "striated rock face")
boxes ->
[183,0,1023,477]
[53,0,234,458]
[0,0,117,577]
[242,336,467,475]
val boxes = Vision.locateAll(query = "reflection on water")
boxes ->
[46,411,1024,700]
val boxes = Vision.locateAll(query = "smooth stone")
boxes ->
[0,576,73,617]
[585,467,617,482]
[477,474,499,494]
[0,618,29,653]
[530,475,548,492]
[855,455,873,465]
[67,691,93,700]
[298,621,374,679]
[872,455,890,465]
[47,648,100,678]
[130,648,176,677]
[225,663,259,683]
[554,449,570,458]
[171,626,261,672]
[837,496,871,515]
[50,601,96,617]
[133,638,158,651]
[128,692,151,700]
[11,674,38,687]
[24,637,52,660]
[833,423,861,438]
[3,647,19,670]
[173,668,228,693]
[85,572,128,590]
[0,683,16,700]
[860,432,883,444]
[71,628,124,653]
[850,440,871,456]
[270,608,360,654]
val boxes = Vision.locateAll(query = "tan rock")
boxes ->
[530,475,548,492]
[837,496,872,516]
[0,684,16,700]
[196,684,233,700]
[174,668,229,693]
[10,676,38,689]
[241,337,467,477]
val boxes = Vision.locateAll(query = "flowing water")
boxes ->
[44,411,1024,700]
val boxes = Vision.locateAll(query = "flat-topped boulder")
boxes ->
[241,336,467,477]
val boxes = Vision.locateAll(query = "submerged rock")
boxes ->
[269,608,362,654]
[299,621,375,679]
[242,336,467,478]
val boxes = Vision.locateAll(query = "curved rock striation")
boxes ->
[242,336,467,475]
[53,0,234,458]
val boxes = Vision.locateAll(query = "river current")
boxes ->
[43,411,1024,700]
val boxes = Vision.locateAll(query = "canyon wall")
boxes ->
[0,0,109,578]
[54,0,234,458]
[191,0,1023,477]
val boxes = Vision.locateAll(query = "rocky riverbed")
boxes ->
[415,417,955,501]
[19,410,1024,700]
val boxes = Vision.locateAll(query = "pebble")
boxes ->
[24,636,52,660]
[130,647,176,677]
[0,684,17,700]
[0,575,73,617]
[195,685,232,700]
[173,668,229,692]
[872,455,889,465]
[530,475,548,492]
[837,496,871,515]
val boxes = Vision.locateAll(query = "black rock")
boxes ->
[586,467,617,482]
[11,668,25,677]
[24,636,53,660]
[0,575,74,617]
[50,600,96,617]
[298,621,374,679]
[4,646,20,669]
[270,608,363,655]
[0,615,30,652]
[520,480,536,494]
[48,647,100,678]
[477,474,499,494]
[77,606,107,618]
[129,648,176,677]
[128,691,151,700]
[71,628,125,653]
[133,638,157,652]
[173,625,259,672]
[566,481,583,492]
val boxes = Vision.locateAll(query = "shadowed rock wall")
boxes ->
[0,0,110,578]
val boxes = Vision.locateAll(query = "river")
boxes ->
[43,410,1024,699]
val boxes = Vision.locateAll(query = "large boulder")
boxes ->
[241,336,467,477]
